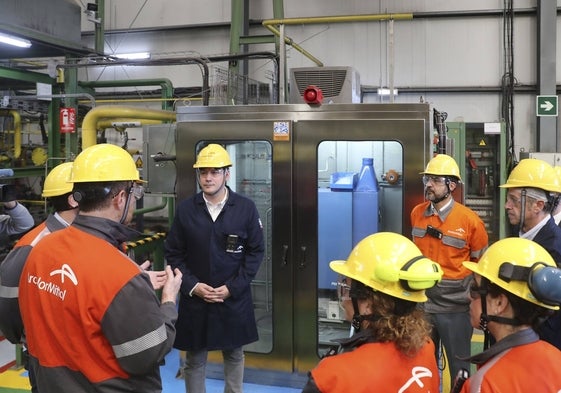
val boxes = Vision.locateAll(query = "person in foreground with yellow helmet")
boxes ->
[302,232,443,393]
[499,158,561,350]
[0,162,78,392]
[458,237,561,392]
[165,143,265,393]
[18,144,183,393]
[410,154,488,382]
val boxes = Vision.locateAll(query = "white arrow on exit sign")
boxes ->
[541,100,554,111]
[537,95,558,117]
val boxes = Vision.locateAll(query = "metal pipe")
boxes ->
[262,13,413,67]
[79,79,174,110]
[82,105,176,149]
[96,118,163,130]
[133,197,168,216]
[264,13,413,26]
[261,24,323,66]
[279,24,287,103]
[78,8,536,38]
[57,57,210,106]
[0,110,21,159]
[361,84,538,94]
[389,19,395,103]
[6,93,96,108]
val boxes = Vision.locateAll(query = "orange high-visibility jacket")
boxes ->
[310,340,440,393]
[460,340,561,392]
[411,200,488,279]
[19,223,176,393]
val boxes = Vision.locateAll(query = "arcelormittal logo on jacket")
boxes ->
[26,263,78,301]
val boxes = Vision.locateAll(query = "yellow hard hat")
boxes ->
[42,162,73,197]
[420,154,462,181]
[193,144,232,168]
[500,159,561,193]
[463,237,559,310]
[330,232,443,302]
[69,144,143,183]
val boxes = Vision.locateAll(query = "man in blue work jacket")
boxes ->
[165,143,265,393]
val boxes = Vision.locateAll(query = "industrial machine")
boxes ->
[173,103,431,383]
[446,121,507,243]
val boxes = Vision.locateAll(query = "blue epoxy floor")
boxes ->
[0,348,303,393]
[162,349,302,393]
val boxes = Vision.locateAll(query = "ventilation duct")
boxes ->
[289,66,361,104]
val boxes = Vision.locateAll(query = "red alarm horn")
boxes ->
[303,85,323,105]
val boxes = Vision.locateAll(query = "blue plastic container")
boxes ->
[352,158,379,246]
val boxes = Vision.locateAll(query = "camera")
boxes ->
[0,184,17,203]
[85,3,101,24]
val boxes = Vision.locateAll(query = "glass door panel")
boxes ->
[316,140,403,354]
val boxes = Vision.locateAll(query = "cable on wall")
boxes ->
[501,0,516,171]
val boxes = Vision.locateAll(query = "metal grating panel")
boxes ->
[289,66,361,103]
[293,69,348,97]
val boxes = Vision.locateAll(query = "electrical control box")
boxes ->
[446,122,507,243]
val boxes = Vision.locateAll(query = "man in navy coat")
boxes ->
[165,144,265,393]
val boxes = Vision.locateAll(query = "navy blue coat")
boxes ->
[532,216,561,266]
[164,187,264,351]
[532,216,561,350]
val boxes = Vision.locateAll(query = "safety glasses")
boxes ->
[335,276,351,301]
[130,183,145,200]
[422,175,447,185]
[198,168,225,177]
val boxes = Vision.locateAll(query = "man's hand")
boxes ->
[213,285,231,301]
[193,283,227,303]
[3,201,16,210]
[140,260,168,290]
[161,265,182,304]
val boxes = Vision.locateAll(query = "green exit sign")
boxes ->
[536,95,558,116]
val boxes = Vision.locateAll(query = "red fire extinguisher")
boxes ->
[59,107,76,134]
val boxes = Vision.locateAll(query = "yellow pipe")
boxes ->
[263,13,413,26]
[262,13,414,66]
[264,25,324,66]
[0,110,22,159]
[82,105,176,149]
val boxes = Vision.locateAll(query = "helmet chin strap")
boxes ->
[351,298,363,331]
[518,188,527,233]
[478,278,522,349]
[350,296,393,333]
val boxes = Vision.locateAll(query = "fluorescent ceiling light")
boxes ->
[114,52,151,60]
[0,32,31,48]
[377,88,398,96]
